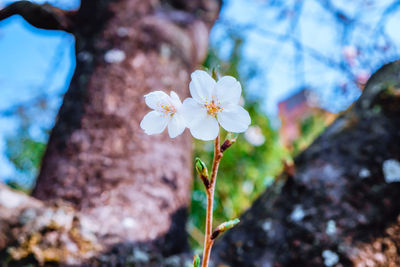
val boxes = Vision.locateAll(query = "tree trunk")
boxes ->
[212,61,400,267]
[32,0,219,253]
[0,0,220,265]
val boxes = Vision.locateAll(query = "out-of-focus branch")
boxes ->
[0,1,77,33]
[316,0,353,24]
[219,19,355,81]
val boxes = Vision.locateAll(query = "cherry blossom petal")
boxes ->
[189,115,219,141]
[181,97,208,128]
[169,91,182,109]
[189,70,216,104]
[168,114,186,138]
[217,105,251,133]
[215,76,242,105]
[140,111,169,135]
[144,91,170,110]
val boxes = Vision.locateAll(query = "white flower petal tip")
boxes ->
[169,91,182,109]
[183,70,251,140]
[141,90,186,138]
[215,76,242,105]
[144,91,169,109]
[189,70,216,103]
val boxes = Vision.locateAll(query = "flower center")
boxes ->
[159,104,176,116]
[205,99,223,116]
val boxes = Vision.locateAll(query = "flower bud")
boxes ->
[195,157,207,175]
[211,218,240,240]
[195,157,210,188]
[192,254,200,267]
[220,133,237,153]
[211,67,220,80]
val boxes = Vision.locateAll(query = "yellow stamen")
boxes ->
[205,99,223,116]
[159,103,176,117]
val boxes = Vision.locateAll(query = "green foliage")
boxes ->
[6,137,45,176]
[5,107,47,191]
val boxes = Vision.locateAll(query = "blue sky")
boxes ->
[0,1,76,180]
[0,0,399,183]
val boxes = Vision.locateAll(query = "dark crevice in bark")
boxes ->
[74,0,117,36]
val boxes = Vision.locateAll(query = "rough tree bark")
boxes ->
[0,0,220,265]
[212,61,400,267]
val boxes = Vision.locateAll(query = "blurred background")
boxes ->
[0,0,400,250]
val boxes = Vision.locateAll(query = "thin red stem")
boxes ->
[202,135,223,267]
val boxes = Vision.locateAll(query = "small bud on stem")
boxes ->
[195,157,210,189]
[211,218,240,240]
[192,254,200,267]
[220,133,237,153]
[211,67,221,80]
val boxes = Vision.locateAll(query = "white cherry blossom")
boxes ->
[140,91,185,138]
[181,70,251,141]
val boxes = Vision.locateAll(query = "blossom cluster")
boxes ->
[140,70,251,141]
